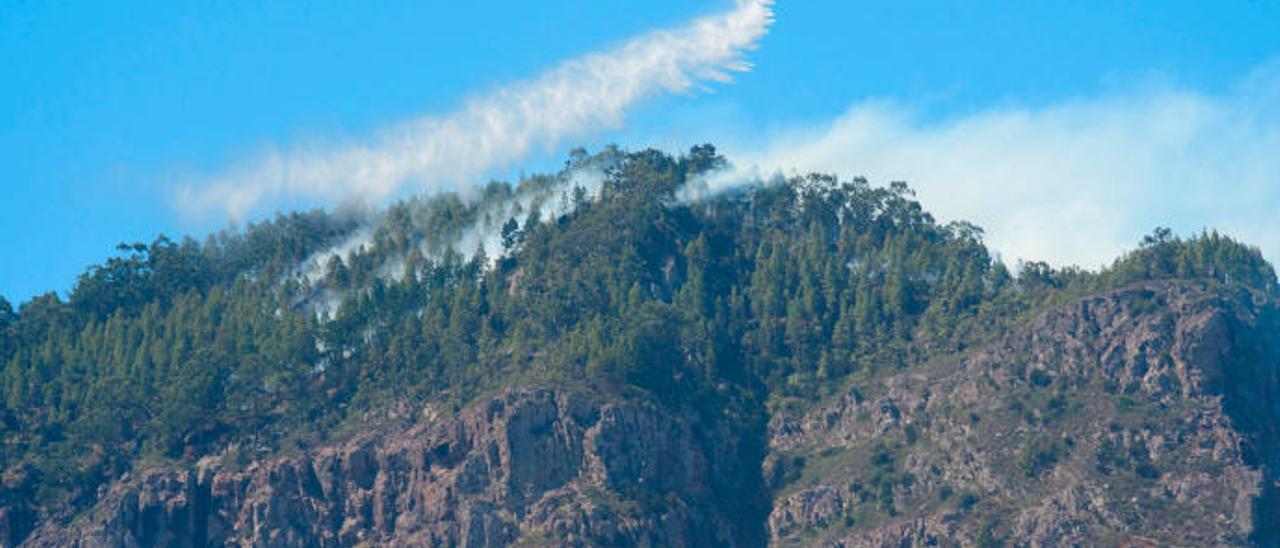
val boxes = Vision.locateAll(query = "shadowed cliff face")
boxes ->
[765,282,1280,546]
[17,389,766,547]
[8,282,1280,547]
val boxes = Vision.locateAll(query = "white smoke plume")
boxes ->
[695,62,1280,269]
[450,167,608,264]
[180,0,774,219]
[295,161,612,320]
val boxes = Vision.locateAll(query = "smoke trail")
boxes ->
[181,0,774,219]
[676,161,782,203]
[294,156,614,320]
[450,166,609,264]
[687,61,1280,269]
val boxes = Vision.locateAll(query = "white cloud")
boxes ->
[181,0,774,219]
[716,62,1280,269]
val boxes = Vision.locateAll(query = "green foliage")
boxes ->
[1106,227,1277,293]
[1028,368,1052,388]
[0,145,1273,516]
[975,516,1002,548]
[1017,435,1064,477]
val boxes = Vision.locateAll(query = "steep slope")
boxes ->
[3,147,1279,546]
[10,282,1280,546]
[20,388,765,547]
[766,282,1280,546]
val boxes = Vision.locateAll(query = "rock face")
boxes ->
[765,282,1280,546]
[11,282,1280,547]
[19,389,761,547]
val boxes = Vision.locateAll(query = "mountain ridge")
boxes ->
[2,146,1278,546]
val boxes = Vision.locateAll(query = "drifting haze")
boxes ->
[179,0,773,220]
[174,0,1278,274]
[708,62,1280,269]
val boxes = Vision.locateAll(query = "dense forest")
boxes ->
[1,146,1275,542]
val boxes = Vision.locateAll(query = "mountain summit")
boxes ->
[2,147,1278,546]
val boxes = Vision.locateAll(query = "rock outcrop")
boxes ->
[20,389,760,547]
[766,283,1280,546]
[13,282,1280,547]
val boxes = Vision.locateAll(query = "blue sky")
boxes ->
[3,1,1279,305]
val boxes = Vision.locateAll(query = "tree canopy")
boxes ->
[1,145,1274,514]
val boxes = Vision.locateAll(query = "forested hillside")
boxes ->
[2,147,1278,546]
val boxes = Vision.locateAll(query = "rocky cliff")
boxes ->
[765,282,1280,546]
[9,282,1280,547]
[17,389,763,547]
